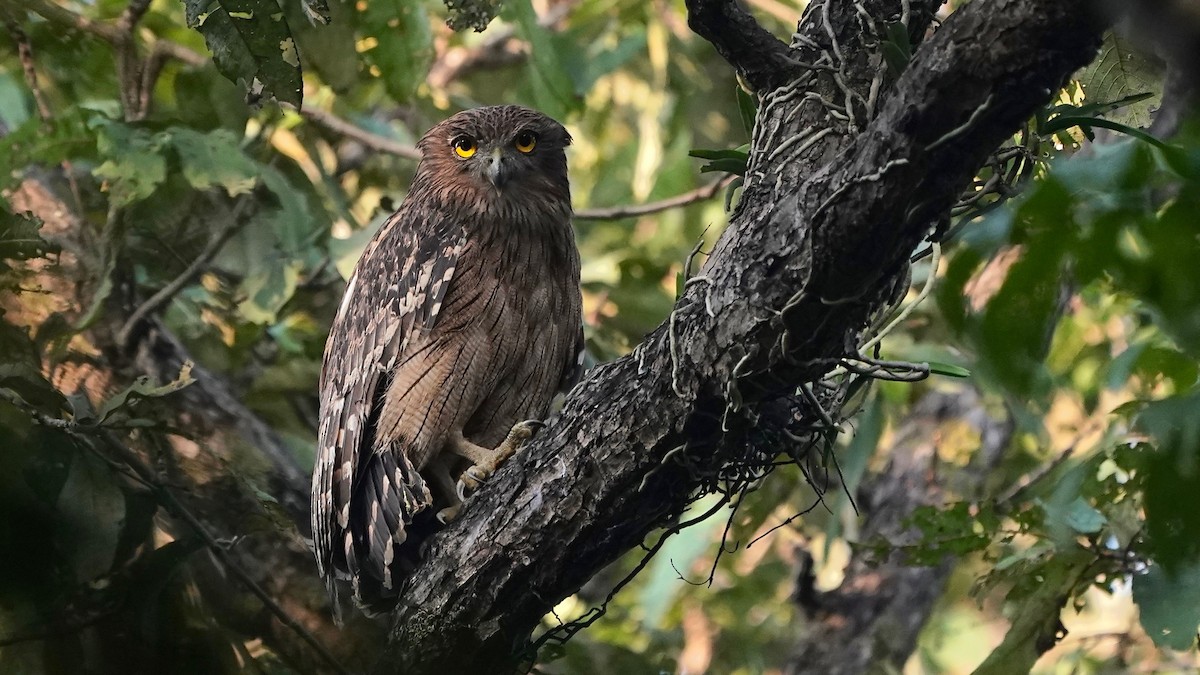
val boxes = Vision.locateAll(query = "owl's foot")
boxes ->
[455,419,545,502]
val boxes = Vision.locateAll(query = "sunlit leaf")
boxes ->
[167,128,259,196]
[92,119,168,207]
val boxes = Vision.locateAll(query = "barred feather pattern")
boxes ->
[311,105,582,615]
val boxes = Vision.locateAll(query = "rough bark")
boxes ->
[382,0,1107,672]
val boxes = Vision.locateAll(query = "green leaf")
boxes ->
[1134,563,1200,650]
[0,107,94,192]
[0,72,32,131]
[972,555,1087,675]
[508,0,577,117]
[358,0,433,103]
[258,163,321,255]
[92,119,168,207]
[689,147,749,176]
[1078,32,1162,129]
[687,148,749,161]
[184,0,303,106]
[557,28,646,98]
[166,128,259,196]
[1042,116,1189,172]
[1062,497,1106,534]
[1139,391,1200,570]
[736,86,757,137]
[237,257,303,323]
[881,21,913,76]
[1135,346,1199,391]
[978,245,1063,398]
[1044,91,1154,123]
[173,68,252,132]
[285,0,357,93]
[55,452,125,582]
[928,361,971,378]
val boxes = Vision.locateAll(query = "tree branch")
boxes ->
[381,0,1107,671]
[573,176,734,220]
[684,0,801,92]
[117,198,250,349]
[294,105,423,160]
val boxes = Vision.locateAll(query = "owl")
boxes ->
[310,105,584,615]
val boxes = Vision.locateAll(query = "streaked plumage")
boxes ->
[310,106,584,614]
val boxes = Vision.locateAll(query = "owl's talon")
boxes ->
[454,419,546,503]
[436,504,462,524]
[456,465,488,502]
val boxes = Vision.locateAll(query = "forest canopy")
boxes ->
[1,0,1200,673]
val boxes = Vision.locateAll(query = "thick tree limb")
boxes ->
[685,0,800,92]
[382,0,1107,672]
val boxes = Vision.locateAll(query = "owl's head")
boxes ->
[417,105,572,201]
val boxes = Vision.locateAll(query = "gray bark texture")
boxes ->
[381,0,1109,672]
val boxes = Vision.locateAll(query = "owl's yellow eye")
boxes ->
[452,136,477,159]
[514,131,538,154]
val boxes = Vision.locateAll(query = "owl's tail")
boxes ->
[341,448,431,615]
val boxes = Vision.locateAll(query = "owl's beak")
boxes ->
[485,147,511,189]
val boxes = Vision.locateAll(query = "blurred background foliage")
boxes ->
[0,0,1199,673]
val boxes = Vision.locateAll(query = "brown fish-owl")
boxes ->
[310,106,584,614]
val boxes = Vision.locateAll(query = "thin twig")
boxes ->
[574,176,735,220]
[118,199,252,348]
[0,387,351,675]
[10,0,121,42]
[94,430,352,675]
[5,20,51,121]
[293,105,422,160]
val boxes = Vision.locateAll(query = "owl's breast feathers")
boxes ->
[311,185,582,615]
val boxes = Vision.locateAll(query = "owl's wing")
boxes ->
[311,206,466,612]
